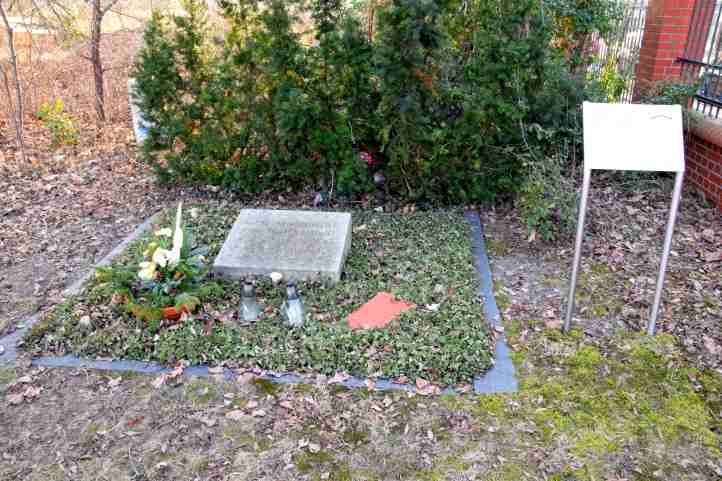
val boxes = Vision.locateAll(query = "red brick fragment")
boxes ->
[347,292,415,330]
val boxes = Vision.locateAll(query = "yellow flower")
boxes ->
[138,261,157,281]
[143,242,158,258]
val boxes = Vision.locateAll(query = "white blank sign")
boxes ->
[583,102,685,173]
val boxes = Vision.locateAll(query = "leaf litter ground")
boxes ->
[0,169,720,480]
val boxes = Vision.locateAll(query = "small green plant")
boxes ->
[518,150,578,242]
[637,80,699,106]
[37,98,79,146]
[598,57,627,102]
[337,151,374,197]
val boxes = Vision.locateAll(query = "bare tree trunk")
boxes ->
[0,0,26,162]
[90,0,105,124]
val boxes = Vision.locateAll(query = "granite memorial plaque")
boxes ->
[213,209,352,284]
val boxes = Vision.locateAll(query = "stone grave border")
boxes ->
[0,210,517,395]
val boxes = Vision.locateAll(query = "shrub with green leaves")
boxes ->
[517,150,579,241]
[133,0,618,203]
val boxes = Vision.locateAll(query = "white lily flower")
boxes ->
[153,248,172,268]
[138,261,157,281]
[149,202,184,269]
[155,227,173,237]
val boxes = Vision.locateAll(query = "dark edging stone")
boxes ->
[2,210,518,394]
[464,211,518,394]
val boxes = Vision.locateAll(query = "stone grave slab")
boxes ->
[213,209,352,284]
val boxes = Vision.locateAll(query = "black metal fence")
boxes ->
[679,0,722,118]
[588,0,649,103]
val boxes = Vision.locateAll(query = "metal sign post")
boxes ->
[564,102,686,336]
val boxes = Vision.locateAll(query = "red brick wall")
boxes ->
[634,0,722,211]
[687,118,722,210]
[635,0,699,85]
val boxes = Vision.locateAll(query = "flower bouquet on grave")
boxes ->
[96,202,210,327]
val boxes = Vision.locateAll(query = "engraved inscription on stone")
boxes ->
[212,209,352,284]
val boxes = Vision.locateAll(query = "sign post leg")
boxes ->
[564,170,592,333]
[648,171,684,335]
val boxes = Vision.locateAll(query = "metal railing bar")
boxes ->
[677,57,722,69]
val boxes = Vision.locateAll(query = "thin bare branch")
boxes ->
[107,8,145,23]
[101,0,121,16]
[0,0,27,162]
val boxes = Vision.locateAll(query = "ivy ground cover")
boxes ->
[24,204,493,387]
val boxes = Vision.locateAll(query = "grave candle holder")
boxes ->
[240,279,261,323]
[282,282,305,327]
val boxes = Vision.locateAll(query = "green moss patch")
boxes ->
[23,205,492,386]
[505,330,721,480]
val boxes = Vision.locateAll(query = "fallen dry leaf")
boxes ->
[703,335,721,356]
[415,377,440,396]
[225,410,246,421]
[328,372,350,384]
[126,416,144,428]
[544,319,562,330]
[197,415,217,427]
[6,393,24,405]
[703,250,722,262]
[701,228,714,243]
[152,364,185,389]
[393,375,409,384]
[23,386,41,399]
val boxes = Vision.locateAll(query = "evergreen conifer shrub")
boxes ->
[133,0,618,204]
